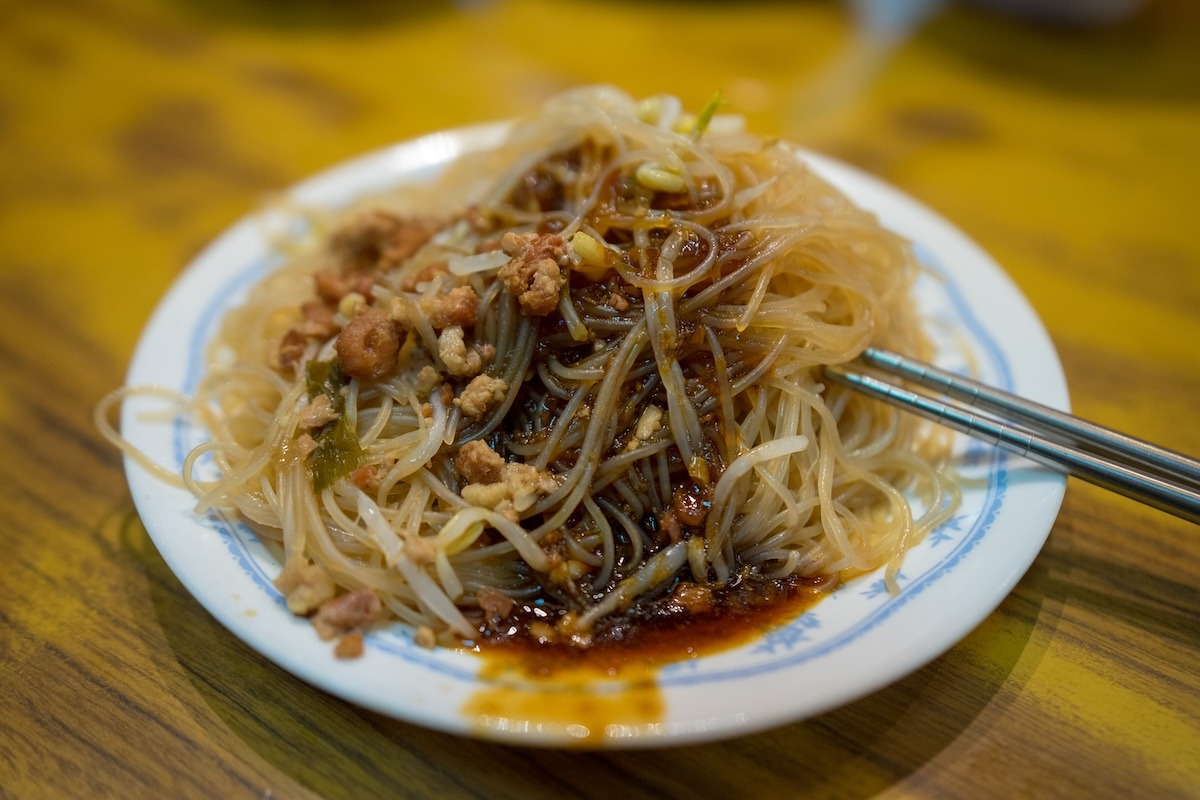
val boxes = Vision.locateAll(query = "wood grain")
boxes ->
[2,0,1197,797]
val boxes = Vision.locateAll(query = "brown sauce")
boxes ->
[460,573,834,744]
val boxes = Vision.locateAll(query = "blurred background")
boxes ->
[3,0,1196,399]
[1,0,1198,797]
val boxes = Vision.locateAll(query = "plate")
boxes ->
[121,123,1068,747]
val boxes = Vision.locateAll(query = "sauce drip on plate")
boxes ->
[462,573,832,744]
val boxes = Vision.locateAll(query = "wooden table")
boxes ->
[3,1,1197,796]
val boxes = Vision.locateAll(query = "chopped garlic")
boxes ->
[635,404,664,441]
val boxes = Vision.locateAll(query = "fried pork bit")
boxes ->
[328,209,436,273]
[671,483,712,527]
[314,268,376,305]
[669,582,714,614]
[336,309,400,382]
[459,482,509,509]
[298,393,338,429]
[334,632,365,659]
[294,432,318,459]
[420,285,479,330]
[312,587,382,641]
[275,297,345,377]
[456,374,508,419]
[393,285,480,332]
[415,365,443,396]
[437,326,484,378]
[274,328,308,373]
[314,268,348,303]
[414,625,436,649]
[350,464,380,493]
[497,231,567,315]
[399,261,450,292]
[460,462,557,515]
[463,204,493,234]
[455,439,505,485]
[274,559,336,615]
[476,587,515,621]
[300,300,339,339]
[502,463,558,510]
[658,509,683,544]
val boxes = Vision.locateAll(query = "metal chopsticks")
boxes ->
[823,347,1200,525]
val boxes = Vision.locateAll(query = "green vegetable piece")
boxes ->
[305,358,340,401]
[690,89,724,140]
[302,359,365,491]
[310,411,365,492]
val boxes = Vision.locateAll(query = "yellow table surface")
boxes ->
[2,0,1198,797]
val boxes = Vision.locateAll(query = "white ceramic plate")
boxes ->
[122,123,1067,747]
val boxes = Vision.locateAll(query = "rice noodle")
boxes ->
[108,87,958,648]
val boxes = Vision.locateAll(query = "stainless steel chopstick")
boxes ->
[859,347,1200,490]
[823,353,1200,525]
